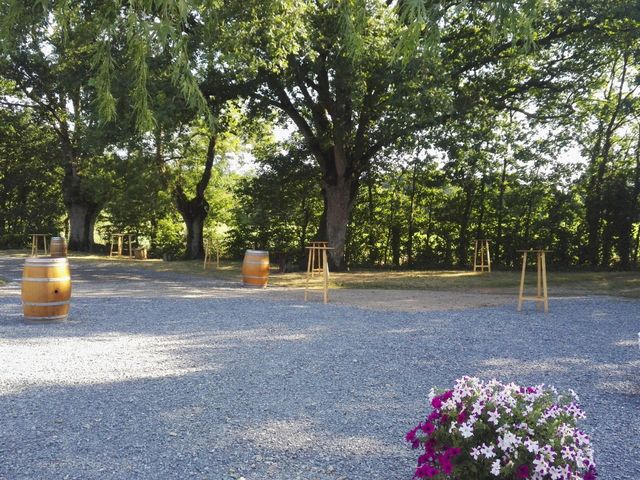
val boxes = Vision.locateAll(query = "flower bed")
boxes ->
[406,377,597,479]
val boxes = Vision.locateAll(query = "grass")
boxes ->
[2,249,639,298]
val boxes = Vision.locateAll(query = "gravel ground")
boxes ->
[0,256,638,480]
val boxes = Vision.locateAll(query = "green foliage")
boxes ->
[227,141,322,264]
[152,216,185,259]
[0,107,65,246]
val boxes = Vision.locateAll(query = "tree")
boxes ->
[0,2,121,250]
[0,104,65,246]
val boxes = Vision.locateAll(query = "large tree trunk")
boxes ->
[67,201,99,251]
[324,177,354,270]
[175,191,208,259]
[61,139,100,252]
[172,135,216,260]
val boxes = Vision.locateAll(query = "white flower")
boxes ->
[459,422,474,438]
[497,431,520,452]
[481,444,496,459]
[488,409,500,425]
[568,388,580,402]
[524,438,540,454]
[442,398,457,411]
[491,459,501,476]
[427,387,437,402]
[542,444,557,462]
[470,446,481,460]
[549,466,564,480]
[472,400,484,415]
[533,456,549,475]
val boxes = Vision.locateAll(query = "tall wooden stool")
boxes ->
[109,233,135,259]
[517,249,551,313]
[308,241,328,277]
[305,244,333,304]
[30,234,50,256]
[203,239,220,270]
[473,239,491,272]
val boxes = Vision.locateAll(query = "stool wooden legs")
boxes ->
[473,240,491,272]
[109,234,133,258]
[30,235,48,256]
[109,236,122,257]
[322,248,329,304]
[541,252,548,312]
[517,251,527,311]
[203,242,219,270]
[517,251,548,313]
[305,246,331,304]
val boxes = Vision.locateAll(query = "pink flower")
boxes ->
[436,453,454,474]
[457,410,469,424]
[440,460,453,475]
[406,428,418,442]
[516,464,530,478]
[415,464,439,478]
[422,422,436,435]
[431,397,443,409]
[427,410,440,421]
[446,447,462,458]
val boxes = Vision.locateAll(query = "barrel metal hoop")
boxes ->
[23,300,71,306]
[24,314,68,320]
[22,277,71,283]
[23,259,69,265]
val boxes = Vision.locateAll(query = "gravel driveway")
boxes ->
[0,256,638,479]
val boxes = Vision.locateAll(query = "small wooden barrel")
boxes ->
[242,250,269,287]
[21,257,71,321]
[50,237,67,257]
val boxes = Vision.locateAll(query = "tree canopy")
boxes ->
[0,0,638,269]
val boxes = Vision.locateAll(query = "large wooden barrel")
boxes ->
[21,257,71,321]
[50,237,67,257]
[242,250,269,287]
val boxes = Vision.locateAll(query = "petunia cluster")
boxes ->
[406,377,597,479]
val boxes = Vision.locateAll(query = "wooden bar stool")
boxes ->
[203,239,220,270]
[30,234,50,257]
[305,245,333,304]
[517,249,551,313]
[308,241,328,277]
[473,239,491,272]
[109,233,135,259]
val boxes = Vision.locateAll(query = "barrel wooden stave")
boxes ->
[242,250,269,287]
[21,258,71,321]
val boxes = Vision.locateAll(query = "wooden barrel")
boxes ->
[50,237,67,257]
[242,250,269,287]
[21,257,71,321]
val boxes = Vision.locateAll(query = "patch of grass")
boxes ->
[2,249,639,298]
